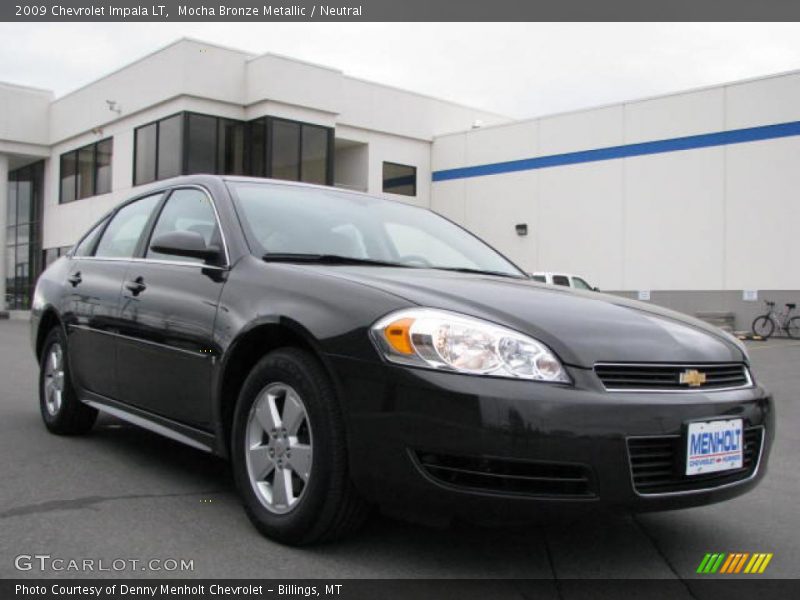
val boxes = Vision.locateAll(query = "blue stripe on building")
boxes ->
[432,120,800,182]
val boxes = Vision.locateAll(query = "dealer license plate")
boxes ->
[686,419,743,476]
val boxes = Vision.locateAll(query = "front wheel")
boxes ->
[39,327,97,435]
[787,316,800,339]
[231,348,368,545]
[752,316,775,339]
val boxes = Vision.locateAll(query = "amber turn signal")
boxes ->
[384,318,415,354]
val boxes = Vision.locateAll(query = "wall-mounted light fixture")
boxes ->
[105,100,122,116]
[515,223,528,236]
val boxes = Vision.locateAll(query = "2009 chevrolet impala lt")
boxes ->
[31,176,774,544]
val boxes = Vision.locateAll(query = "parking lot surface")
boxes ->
[1,319,797,591]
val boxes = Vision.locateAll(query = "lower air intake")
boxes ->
[414,452,595,498]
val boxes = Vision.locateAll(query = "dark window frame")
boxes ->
[133,112,185,186]
[58,137,114,204]
[7,161,44,310]
[263,116,334,186]
[183,112,245,176]
[382,161,417,197]
[133,112,334,186]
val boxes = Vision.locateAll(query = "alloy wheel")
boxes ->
[43,343,65,416]
[245,382,313,514]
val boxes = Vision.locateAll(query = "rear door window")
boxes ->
[73,218,109,257]
[94,194,162,258]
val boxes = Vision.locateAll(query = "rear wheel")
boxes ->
[231,348,368,545]
[787,316,800,339]
[39,327,97,435]
[751,316,774,339]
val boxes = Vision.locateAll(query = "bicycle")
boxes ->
[751,300,800,339]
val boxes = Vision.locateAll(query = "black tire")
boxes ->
[787,316,800,339]
[231,348,368,545]
[39,326,98,435]
[751,316,774,339]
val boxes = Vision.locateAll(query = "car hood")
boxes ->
[299,265,746,368]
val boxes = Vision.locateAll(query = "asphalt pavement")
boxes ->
[1,318,797,592]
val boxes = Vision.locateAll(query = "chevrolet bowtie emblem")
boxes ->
[680,369,707,387]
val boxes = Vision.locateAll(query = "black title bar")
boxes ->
[5,579,800,600]
[5,0,800,22]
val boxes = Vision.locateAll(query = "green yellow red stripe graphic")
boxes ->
[697,552,773,574]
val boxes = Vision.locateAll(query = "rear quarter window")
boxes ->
[552,275,570,287]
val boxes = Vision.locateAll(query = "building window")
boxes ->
[250,118,267,177]
[133,115,183,185]
[59,152,76,204]
[157,114,183,180]
[186,113,217,175]
[134,122,157,185]
[382,162,417,197]
[219,118,245,175]
[185,113,246,176]
[301,125,329,185]
[59,138,114,203]
[271,120,301,181]
[133,112,332,186]
[95,138,113,195]
[6,161,44,310]
[256,117,333,185]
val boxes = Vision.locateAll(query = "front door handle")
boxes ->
[67,272,82,287]
[125,276,147,296]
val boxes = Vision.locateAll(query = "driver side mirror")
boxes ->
[150,230,221,263]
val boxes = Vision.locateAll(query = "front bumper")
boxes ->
[331,356,774,524]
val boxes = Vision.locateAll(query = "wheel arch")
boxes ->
[35,307,65,363]
[214,317,345,458]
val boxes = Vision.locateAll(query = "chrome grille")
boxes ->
[595,363,751,391]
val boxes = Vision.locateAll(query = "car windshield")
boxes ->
[228,182,525,277]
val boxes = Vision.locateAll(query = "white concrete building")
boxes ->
[1,37,799,328]
[0,38,507,313]
[430,70,800,328]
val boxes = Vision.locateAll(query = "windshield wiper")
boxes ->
[427,266,525,279]
[262,253,410,268]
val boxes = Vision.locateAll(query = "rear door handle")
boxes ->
[67,272,82,287]
[125,276,147,296]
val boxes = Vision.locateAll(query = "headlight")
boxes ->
[370,308,570,383]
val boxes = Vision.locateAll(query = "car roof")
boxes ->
[129,174,420,207]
